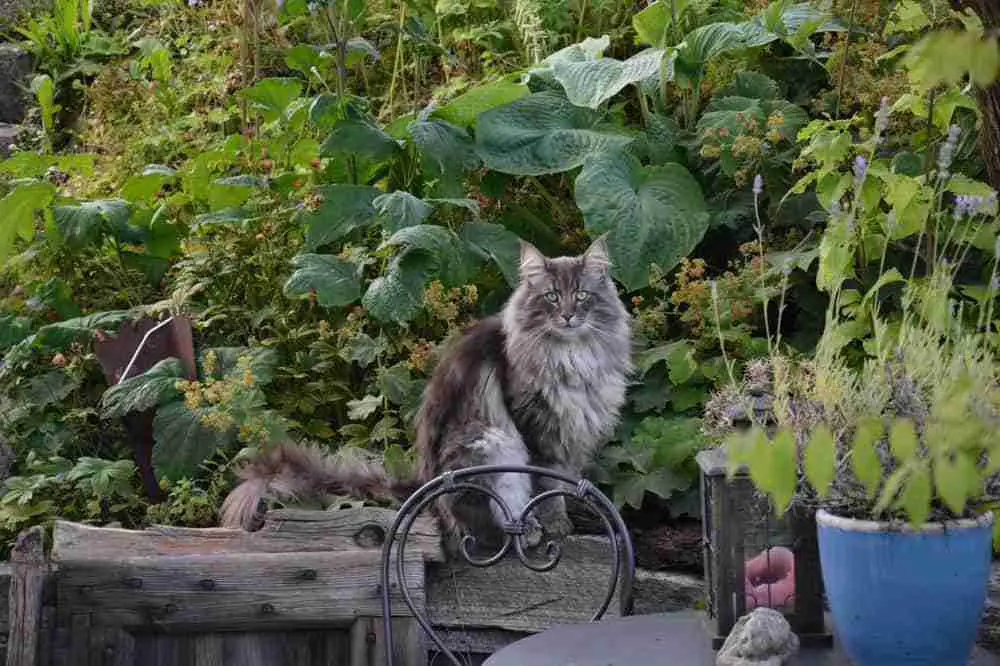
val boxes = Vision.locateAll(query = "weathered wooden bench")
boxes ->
[2,509,704,666]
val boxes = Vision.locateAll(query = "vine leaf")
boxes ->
[373,191,433,232]
[152,402,231,481]
[101,358,185,418]
[241,77,304,122]
[432,79,530,127]
[461,221,522,287]
[0,181,57,261]
[363,251,435,323]
[297,184,380,251]
[574,151,709,291]
[283,253,362,307]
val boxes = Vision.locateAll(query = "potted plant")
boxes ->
[708,108,1000,665]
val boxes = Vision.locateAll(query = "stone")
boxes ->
[0,44,32,124]
[0,123,18,157]
[717,607,800,666]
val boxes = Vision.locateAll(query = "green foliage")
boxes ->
[2,0,999,547]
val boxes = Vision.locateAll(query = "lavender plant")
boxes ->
[709,105,1000,531]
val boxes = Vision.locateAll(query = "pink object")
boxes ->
[744,546,795,609]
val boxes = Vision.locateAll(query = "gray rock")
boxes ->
[0,44,32,124]
[0,123,18,156]
[717,608,799,666]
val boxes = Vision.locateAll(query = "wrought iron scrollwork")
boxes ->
[379,464,636,666]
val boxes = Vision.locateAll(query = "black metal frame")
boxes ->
[379,464,636,666]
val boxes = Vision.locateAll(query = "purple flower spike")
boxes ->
[753,174,763,195]
[853,155,868,184]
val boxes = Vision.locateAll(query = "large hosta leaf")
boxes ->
[283,253,362,307]
[0,181,56,261]
[551,48,665,109]
[363,250,435,323]
[575,152,709,291]
[152,402,232,481]
[476,90,634,176]
[297,184,380,250]
[101,358,185,418]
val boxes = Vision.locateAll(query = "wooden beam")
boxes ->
[7,526,50,666]
[55,551,424,632]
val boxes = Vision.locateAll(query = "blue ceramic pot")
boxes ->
[817,510,994,666]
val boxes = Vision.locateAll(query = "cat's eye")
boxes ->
[574,290,590,302]
[543,290,560,303]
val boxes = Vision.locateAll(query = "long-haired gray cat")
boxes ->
[221,236,631,546]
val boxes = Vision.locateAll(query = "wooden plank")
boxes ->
[7,526,49,666]
[52,509,442,564]
[57,551,424,631]
[193,633,224,666]
[426,535,702,634]
[350,617,424,666]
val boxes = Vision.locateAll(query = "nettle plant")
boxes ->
[721,104,1000,533]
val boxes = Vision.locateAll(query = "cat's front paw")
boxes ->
[543,510,574,540]
[522,515,544,548]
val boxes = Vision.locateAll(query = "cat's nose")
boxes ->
[561,314,573,324]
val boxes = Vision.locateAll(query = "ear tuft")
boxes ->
[519,241,548,281]
[583,234,610,272]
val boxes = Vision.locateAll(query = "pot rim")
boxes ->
[816,509,994,534]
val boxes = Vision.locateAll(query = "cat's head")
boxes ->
[507,236,625,338]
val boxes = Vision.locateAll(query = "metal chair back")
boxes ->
[379,464,636,666]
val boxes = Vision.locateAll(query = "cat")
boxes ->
[220,236,632,547]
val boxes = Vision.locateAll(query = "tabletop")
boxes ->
[481,611,1000,666]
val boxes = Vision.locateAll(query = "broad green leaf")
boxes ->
[851,417,883,496]
[768,428,798,513]
[373,191,433,232]
[461,221,522,287]
[340,332,385,367]
[529,36,611,89]
[101,358,185,418]
[53,199,132,247]
[363,250,435,322]
[890,418,918,462]
[152,402,232,481]
[862,268,904,306]
[377,364,424,411]
[241,77,304,123]
[900,466,931,525]
[23,370,80,408]
[347,394,382,420]
[0,314,32,352]
[121,167,175,204]
[409,118,479,196]
[432,79,530,127]
[320,119,399,162]
[551,48,665,109]
[380,224,477,285]
[207,176,257,211]
[297,184,379,251]
[633,1,681,47]
[283,253,361,307]
[574,151,709,291]
[717,71,780,99]
[634,341,691,374]
[285,44,325,76]
[0,181,57,261]
[935,453,975,515]
[804,426,836,497]
[475,90,634,176]
[675,21,777,72]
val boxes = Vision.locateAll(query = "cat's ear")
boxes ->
[583,234,611,275]
[519,241,548,282]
